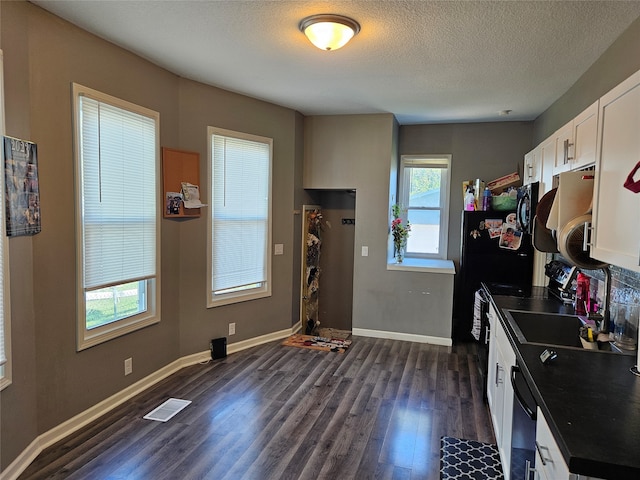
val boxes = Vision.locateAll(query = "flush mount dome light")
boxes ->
[299,14,361,51]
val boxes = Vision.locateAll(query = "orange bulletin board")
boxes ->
[162,147,201,218]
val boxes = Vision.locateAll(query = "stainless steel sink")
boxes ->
[504,310,587,349]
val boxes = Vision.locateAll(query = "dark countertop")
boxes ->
[487,286,640,480]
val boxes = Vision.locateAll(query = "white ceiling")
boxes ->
[31,0,640,125]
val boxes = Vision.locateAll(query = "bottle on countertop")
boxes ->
[575,272,590,316]
[482,187,491,211]
[464,187,476,211]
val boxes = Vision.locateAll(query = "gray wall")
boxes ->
[175,79,300,355]
[534,16,640,144]
[0,1,301,470]
[399,122,535,269]
[304,115,455,339]
[317,190,356,332]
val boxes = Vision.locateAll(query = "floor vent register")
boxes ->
[143,398,192,422]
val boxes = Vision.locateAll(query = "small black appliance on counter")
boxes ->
[544,259,577,304]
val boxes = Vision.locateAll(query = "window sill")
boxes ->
[386,258,455,274]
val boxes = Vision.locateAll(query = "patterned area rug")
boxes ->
[282,334,352,353]
[440,436,504,480]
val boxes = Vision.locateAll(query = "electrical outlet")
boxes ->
[229,322,236,336]
[124,357,132,376]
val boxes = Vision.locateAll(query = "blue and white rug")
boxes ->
[440,436,504,480]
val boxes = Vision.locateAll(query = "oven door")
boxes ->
[517,181,539,235]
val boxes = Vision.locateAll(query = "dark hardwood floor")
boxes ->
[18,336,494,480]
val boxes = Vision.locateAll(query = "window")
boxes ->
[0,49,11,390]
[73,84,160,350]
[399,155,451,259]
[207,127,272,307]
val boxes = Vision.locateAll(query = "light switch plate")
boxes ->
[274,244,284,255]
[361,246,369,256]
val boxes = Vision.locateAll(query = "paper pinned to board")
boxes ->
[181,182,207,209]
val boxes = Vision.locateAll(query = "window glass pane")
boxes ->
[86,281,147,330]
[409,167,443,208]
[407,209,440,254]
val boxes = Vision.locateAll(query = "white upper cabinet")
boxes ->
[551,121,574,175]
[544,101,599,178]
[591,69,640,273]
[571,100,599,170]
[524,144,542,185]
[540,135,557,195]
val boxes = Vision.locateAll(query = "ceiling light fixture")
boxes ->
[299,14,361,51]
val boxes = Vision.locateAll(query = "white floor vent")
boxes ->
[143,398,192,422]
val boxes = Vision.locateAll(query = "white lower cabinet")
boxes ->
[487,304,516,479]
[534,407,604,480]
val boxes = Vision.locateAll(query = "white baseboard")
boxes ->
[0,325,298,480]
[352,327,453,346]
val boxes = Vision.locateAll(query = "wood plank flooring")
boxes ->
[18,336,494,480]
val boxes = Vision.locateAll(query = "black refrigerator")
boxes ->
[454,210,534,342]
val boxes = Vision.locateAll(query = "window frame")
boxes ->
[399,154,452,260]
[206,126,273,308]
[0,49,11,390]
[73,83,161,351]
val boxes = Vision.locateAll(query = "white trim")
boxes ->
[0,325,298,480]
[386,258,455,274]
[352,327,453,346]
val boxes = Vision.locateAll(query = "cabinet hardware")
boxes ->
[535,441,552,466]
[563,138,574,163]
[525,460,536,480]
[583,221,591,251]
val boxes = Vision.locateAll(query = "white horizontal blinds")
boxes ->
[211,134,269,292]
[79,96,157,290]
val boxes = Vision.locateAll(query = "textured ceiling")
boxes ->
[31,0,640,124]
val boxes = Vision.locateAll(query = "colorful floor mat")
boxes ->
[282,334,352,353]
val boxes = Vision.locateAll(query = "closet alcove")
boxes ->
[301,190,356,334]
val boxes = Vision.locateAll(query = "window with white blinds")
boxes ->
[207,127,272,307]
[0,49,10,390]
[73,84,160,350]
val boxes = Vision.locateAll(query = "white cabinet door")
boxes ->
[524,145,542,185]
[487,304,517,479]
[535,407,571,480]
[487,305,498,411]
[540,135,557,195]
[591,69,640,273]
[572,101,599,170]
[552,122,574,175]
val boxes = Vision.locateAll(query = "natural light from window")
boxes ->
[400,155,451,260]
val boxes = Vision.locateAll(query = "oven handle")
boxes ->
[511,364,537,420]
